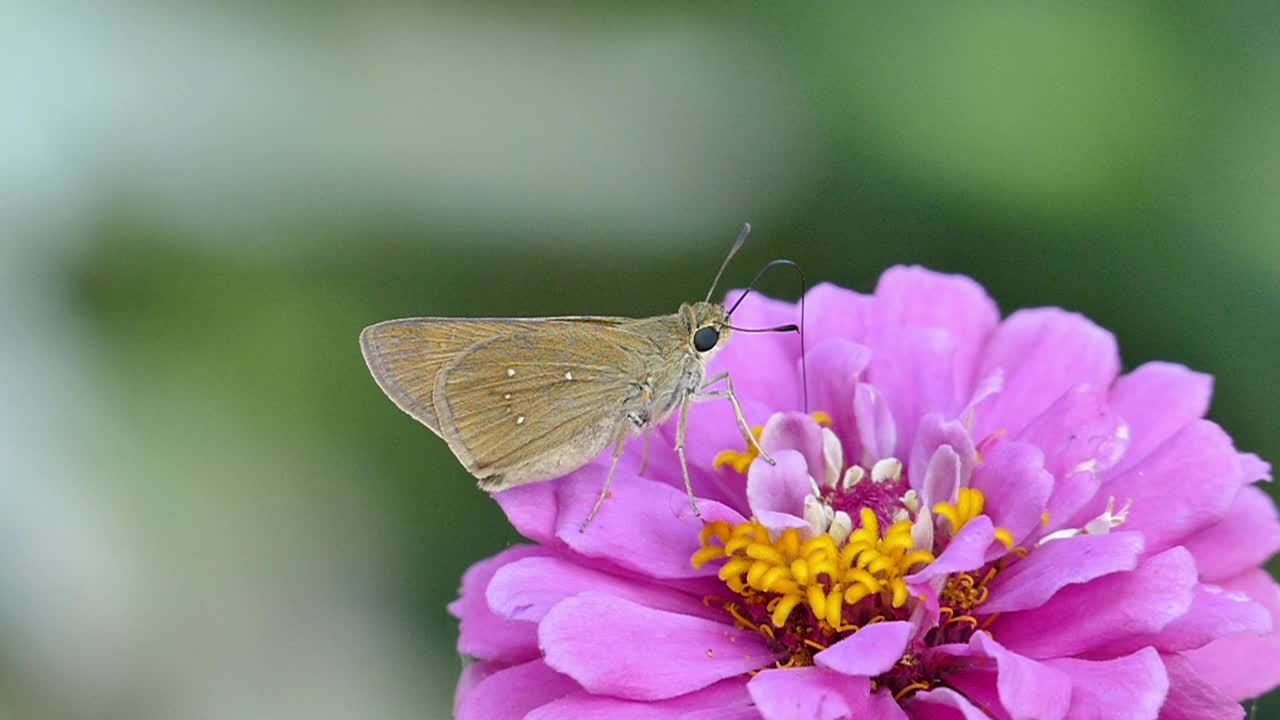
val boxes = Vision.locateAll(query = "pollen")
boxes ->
[693,507,935,629]
[712,411,832,474]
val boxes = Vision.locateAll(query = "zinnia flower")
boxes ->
[450,267,1280,719]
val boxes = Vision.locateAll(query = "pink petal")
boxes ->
[1159,653,1245,720]
[974,308,1120,440]
[940,633,1070,720]
[803,282,875,346]
[1181,568,1280,700]
[495,483,560,544]
[747,667,870,720]
[982,531,1145,614]
[454,659,579,720]
[746,449,812,521]
[1182,485,1280,583]
[906,516,994,586]
[1107,361,1212,476]
[864,326,958,455]
[1240,452,1272,482]
[855,383,898,466]
[1015,386,1128,478]
[1043,647,1168,720]
[871,266,999,400]
[1041,470,1099,535]
[990,547,1196,659]
[538,592,773,700]
[715,289,802,411]
[1142,581,1271,652]
[970,441,1053,548]
[454,660,501,719]
[554,471,745,580]
[759,413,826,487]
[1080,420,1243,555]
[921,445,962,510]
[448,545,547,662]
[905,687,990,720]
[487,556,720,624]
[867,689,910,720]
[815,621,915,676]
[909,414,977,498]
[755,510,814,536]
[804,339,873,459]
[685,708,765,720]
[527,678,754,720]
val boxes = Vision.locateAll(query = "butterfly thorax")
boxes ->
[615,302,730,430]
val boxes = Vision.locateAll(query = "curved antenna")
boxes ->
[704,223,752,303]
[727,258,809,412]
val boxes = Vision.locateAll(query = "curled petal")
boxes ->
[991,547,1197,659]
[1107,361,1213,475]
[539,592,774,701]
[1183,485,1280,583]
[872,265,999,400]
[748,666,870,720]
[1081,420,1243,555]
[555,471,744,580]
[487,556,720,624]
[455,660,578,720]
[759,412,827,485]
[855,384,898,466]
[940,632,1071,720]
[448,545,547,662]
[970,441,1054,549]
[975,308,1120,439]
[909,413,976,497]
[983,531,1145,614]
[1043,648,1168,720]
[747,449,812,523]
[815,621,915,677]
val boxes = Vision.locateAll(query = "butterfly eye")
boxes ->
[693,325,720,353]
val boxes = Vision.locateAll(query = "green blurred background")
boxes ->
[3,2,1279,718]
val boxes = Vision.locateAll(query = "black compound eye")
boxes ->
[693,325,720,353]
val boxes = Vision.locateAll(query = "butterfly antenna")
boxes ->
[705,223,752,303]
[727,258,809,412]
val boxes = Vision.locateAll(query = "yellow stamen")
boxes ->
[695,514,935,627]
[933,487,1017,551]
[894,682,931,701]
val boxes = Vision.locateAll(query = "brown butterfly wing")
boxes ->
[432,322,655,490]
[361,319,520,435]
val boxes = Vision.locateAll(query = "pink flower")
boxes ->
[450,267,1280,719]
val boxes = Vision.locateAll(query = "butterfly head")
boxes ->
[682,301,731,357]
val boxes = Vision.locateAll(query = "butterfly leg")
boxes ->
[673,397,702,517]
[637,430,651,477]
[696,372,776,466]
[581,431,628,532]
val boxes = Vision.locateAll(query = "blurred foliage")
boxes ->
[6,1,1279,717]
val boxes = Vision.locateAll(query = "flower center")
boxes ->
[695,508,935,632]
[695,415,1044,699]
